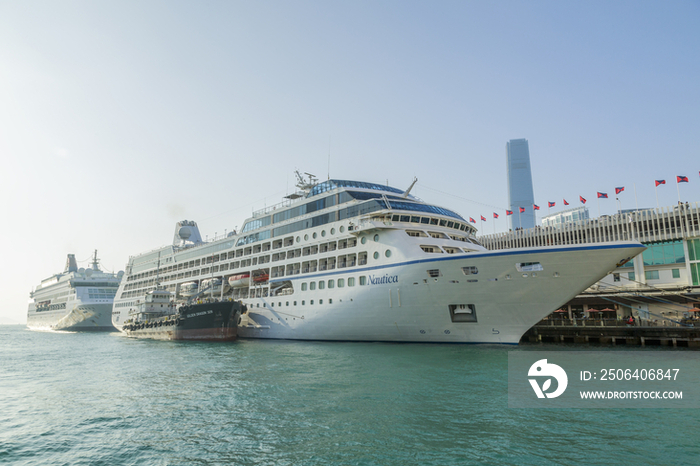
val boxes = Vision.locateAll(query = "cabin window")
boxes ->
[310,282,316,290]
[373,234,379,242]
[319,299,323,304]
[420,246,442,253]
[319,281,325,290]
[385,250,392,258]
[301,283,307,291]
[461,266,478,275]
[359,276,367,286]
[328,279,334,289]
[337,278,344,288]
[348,277,355,287]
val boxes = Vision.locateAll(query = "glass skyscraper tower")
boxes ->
[506,138,535,230]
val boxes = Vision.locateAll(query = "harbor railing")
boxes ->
[478,202,700,250]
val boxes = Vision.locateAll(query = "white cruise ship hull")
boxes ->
[239,242,643,344]
[27,301,115,331]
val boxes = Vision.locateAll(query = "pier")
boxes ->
[522,318,700,347]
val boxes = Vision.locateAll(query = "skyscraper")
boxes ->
[506,139,535,230]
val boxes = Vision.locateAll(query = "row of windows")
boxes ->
[624,269,680,282]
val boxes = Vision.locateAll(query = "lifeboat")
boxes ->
[252,272,269,283]
[179,281,199,297]
[228,273,250,288]
[202,277,230,295]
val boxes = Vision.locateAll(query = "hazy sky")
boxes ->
[1,1,698,323]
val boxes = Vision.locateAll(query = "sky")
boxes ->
[1,0,699,324]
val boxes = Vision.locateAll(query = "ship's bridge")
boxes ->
[307,179,415,200]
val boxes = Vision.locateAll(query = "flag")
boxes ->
[597,192,608,199]
[580,196,587,204]
[493,212,499,219]
[533,204,540,210]
[506,210,513,215]
[563,199,569,206]
[519,207,525,213]
[655,180,666,187]
[548,201,555,208]
[469,217,475,223]
[480,215,486,222]
[615,187,625,195]
[677,175,689,183]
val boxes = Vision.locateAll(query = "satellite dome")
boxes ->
[78,268,85,273]
[178,226,192,240]
[117,271,125,279]
[85,269,93,277]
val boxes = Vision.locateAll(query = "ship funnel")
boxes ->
[173,220,204,247]
[64,254,78,273]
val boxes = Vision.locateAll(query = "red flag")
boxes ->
[548,201,555,208]
[597,192,608,199]
[615,187,625,195]
[677,175,689,183]
[563,199,569,206]
[655,180,666,187]
[519,207,525,213]
[533,204,540,210]
[469,217,476,223]
[580,196,587,204]
[493,212,499,219]
[480,215,486,222]
[506,210,513,216]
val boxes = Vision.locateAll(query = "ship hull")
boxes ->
[238,242,644,344]
[27,302,115,332]
[122,301,240,341]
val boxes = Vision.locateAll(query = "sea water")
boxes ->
[1,325,698,465]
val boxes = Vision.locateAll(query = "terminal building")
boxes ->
[541,206,589,227]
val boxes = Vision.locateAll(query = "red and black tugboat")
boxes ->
[120,287,245,341]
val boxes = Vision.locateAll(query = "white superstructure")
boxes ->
[28,252,123,331]
[112,174,644,344]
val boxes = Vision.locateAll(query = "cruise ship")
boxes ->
[111,173,645,344]
[28,252,122,331]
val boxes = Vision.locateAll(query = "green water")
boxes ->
[1,326,697,465]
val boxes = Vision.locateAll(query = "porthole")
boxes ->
[296,236,301,243]
[313,232,317,239]
[321,230,326,237]
[373,252,379,260]
[385,250,392,258]
[331,228,335,234]
[304,234,309,241]
[361,237,367,244]
[340,226,345,233]
[373,234,379,242]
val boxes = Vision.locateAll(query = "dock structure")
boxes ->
[522,319,700,348]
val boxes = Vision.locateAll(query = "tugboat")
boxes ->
[120,287,244,341]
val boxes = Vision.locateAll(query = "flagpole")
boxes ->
[634,183,639,212]
[597,197,600,217]
[655,184,659,209]
[677,179,682,204]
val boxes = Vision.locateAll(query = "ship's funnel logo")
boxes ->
[528,359,568,399]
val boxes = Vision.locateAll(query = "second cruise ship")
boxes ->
[111,173,644,344]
